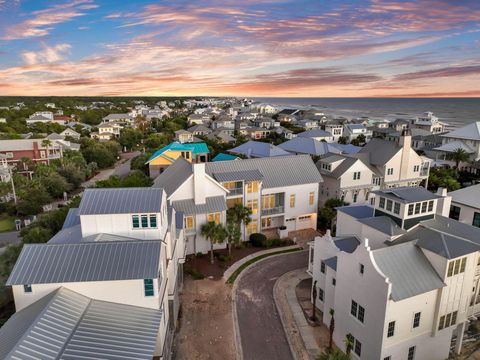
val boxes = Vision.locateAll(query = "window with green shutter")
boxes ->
[144,279,154,296]
[132,215,140,228]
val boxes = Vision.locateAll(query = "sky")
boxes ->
[0,0,479,97]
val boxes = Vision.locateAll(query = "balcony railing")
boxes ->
[261,206,285,216]
[227,188,243,196]
[185,228,196,236]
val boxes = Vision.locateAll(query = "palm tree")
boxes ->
[201,222,226,264]
[316,349,350,360]
[41,139,52,165]
[19,157,33,179]
[225,221,241,256]
[329,309,335,350]
[227,203,252,252]
[344,333,354,355]
[447,148,470,173]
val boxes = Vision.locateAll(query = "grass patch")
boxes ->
[226,247,302,284]
[0,218,15,232]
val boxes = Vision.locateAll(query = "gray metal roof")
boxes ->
[336,205,375,219]
[279,137,342,156]
[48,224,83,244]
[297,129,332,138]
[62,208,80,229]
[228,140,290,158]
[172,196,227,215]
[442,121,480,141]
[357,216,406,236]
[372,242,445,301]
[396,216,480,259]
[205,155,322,189]
[317,156,364,179]
[0,288,162,360]
[358,138,401,166]
[213,169,264,182]
[7,240,161,285]
[448,183,480,209]
[152,157,193,196]
[372,187,441,203]
[334,236,360,253]
[79,188,163,215]
[324,256,337,271]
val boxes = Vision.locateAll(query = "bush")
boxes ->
[185,266,205,280]
[250,233,267,247]
[217,254,232,263]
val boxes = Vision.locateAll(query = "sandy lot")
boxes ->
[173,276,235,360]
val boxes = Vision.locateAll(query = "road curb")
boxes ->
[273,269,320,360]
[230,250,306,360]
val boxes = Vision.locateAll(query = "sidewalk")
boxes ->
[274,268,325,360]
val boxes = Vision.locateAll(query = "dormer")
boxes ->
[317,155,346,173]
[370,187,442,229]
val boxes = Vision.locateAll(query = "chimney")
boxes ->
[435,187,452,217]
[193,163,206,205]
[398,129,411,181]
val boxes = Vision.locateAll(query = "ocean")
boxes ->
[253,97,480,128]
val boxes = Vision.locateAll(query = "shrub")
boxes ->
[217,254,232,263]
[279,225,287,230]
[250,233,267,247]
[185,266,205,280]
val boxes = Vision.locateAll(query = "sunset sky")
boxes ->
[0,0,479,97]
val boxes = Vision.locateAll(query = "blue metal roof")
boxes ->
[212,153,239,162]
[147,141,210,163]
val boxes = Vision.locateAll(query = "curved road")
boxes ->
[235,250,308,360]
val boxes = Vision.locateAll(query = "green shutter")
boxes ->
[144,279,154,296]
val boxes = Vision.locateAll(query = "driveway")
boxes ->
[235,250,309,360]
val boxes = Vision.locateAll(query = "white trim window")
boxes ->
[132,214,158,229]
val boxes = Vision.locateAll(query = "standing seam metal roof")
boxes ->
[78,188,163,215]
[212,169,264,182]
[172,196,227,215]
[205,155,322,189]
[7,240,161,285]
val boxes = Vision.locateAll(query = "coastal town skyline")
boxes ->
[0,0,479,97]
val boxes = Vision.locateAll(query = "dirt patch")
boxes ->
[185,246,268,279]
[173,276,235,360]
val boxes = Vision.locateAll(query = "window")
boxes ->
[207,212,221,224]
[354,338,362,356]
[185,216,194,230]
[351,300,358,317]
[447,257,467,277]
[379,197,385,209]
[473,212,480,228]
[350,300,365,323]
[144,279,154,297]
[408,204,414,216]
[413,312,421,328]
[23,284,32,293]
[309,192,315,205]
[332,278,336,286]
[290,194,295,208]
[449,205,461,220]
[247,199,258,214]
[438,311,458,330]
[247,181,259,193]
[246,220,257,235]
[387,321,395,337]
[353,193,358,203]
[384,357,391,360]
[149,214,157,228]
[394,202,400,214]
[428,200,434,212]
[386,199,393,211]
[387,168,393,175]
[413,165,419,172]
[358,305,365,323]
[353,171,361,180]
[132,215,140,228]
[319,288,324,302]
[262,194,276,209]
[141,214,149,228]
[321,261,326,274]
[421,202,427,213]
[359,263,364,275]
[415,203,421,214]
[408,346,416,360]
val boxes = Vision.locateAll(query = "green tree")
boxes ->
[226,203,252,254]
[225,221,241,256]
[344,333,354,356]
[22,227,52,244]
[329,309,335,350]
[338,136,348,145]
[318,198,347,231]
[121,170,153,187]
[16,187,52,215]
[201,221,225,264]
[130,153,151,175]
[316,349,350,360]
[119,128,143,151]
[40,172,72,198]
[428,168,460,192]
[0,244,23,278]
[41,139,52,165]
[447,148,470,173]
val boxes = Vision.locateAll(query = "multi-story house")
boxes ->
[297,129,334,142]
[316,131,431,205]
[229,140,290,158]
[239,126,272,139]
[322,121,344,142]
[102,113,134,124]
[308,186,480,360]
[410,112,446,134]
[343,124,372,142]
[434,121,480,166]
[147,141,210,177]
[93,121,123,140]
[448,183,480,228]
[153,155,322,254]
[0,138,76,165]
[1,187,186,359]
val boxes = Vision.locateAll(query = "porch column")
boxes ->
[454,321,467,355]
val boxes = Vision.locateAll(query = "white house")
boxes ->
[323,121,344,142]
[103,113,134,124]
[448,183,480,228]
[26,111,54,124]
[343,124,372,142]
[297,129,334,143]
[308,186,480,360]
[1,187,186,359]
[153,155,323,254]
[60,128,81,139]
[410,112,446,134]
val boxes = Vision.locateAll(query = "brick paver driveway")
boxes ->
[235,250,309,360]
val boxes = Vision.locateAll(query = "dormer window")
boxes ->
[132,214,158,229]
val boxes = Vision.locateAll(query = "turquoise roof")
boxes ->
[147,141,209,163]
[212,153,239,162]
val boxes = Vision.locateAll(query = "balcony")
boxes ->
[227,187,243,196]
[261,206,285,216]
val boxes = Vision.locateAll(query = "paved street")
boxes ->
[235,250,309,360]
